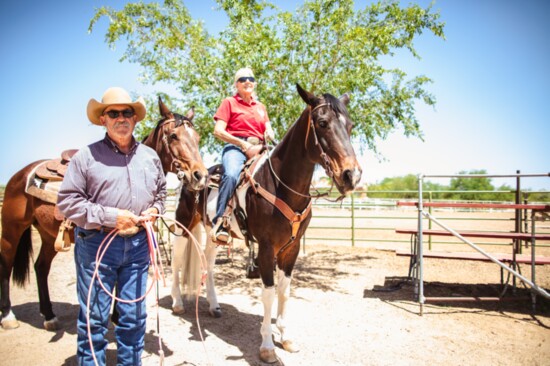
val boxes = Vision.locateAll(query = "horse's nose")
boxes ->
[192,169,207,189]
[343,167,362,190]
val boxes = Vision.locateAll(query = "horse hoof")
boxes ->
[1,318,20,330]
[44,317,61,331]
[172,305,185,315]
[209,307,222,318]
[282,340,299,353]
[259,348,278,364]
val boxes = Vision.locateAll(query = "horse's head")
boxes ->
[145,97,208,191]
[297,84,362,195]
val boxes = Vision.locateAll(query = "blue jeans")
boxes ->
[74,227,150,366]
[214,143,246,225]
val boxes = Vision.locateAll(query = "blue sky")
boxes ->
[1,0,549,190]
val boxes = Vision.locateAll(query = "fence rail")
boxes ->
[1,186,548,252]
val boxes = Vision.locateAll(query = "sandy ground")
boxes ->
[1,223,549,366]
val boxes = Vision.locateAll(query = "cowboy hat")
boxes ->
[87,87,146,125]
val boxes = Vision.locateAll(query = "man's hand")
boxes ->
[140,207,159,225]
[115,209,139,231]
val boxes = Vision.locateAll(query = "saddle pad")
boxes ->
[25,163,63,204]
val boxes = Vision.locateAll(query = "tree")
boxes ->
[89,0,445,153]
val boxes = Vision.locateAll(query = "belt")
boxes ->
[99,226,145,238]
[235,136,262,145]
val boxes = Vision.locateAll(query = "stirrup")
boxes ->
[211,220,231,245]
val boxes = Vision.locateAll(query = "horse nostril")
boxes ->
[343,169,358,188]
[193,171,203,182]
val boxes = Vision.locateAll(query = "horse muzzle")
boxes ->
[334,165,362,195]
[178,167,208,191]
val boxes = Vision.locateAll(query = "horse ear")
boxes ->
[158,96,171,118]
[340,93,350,106]
[296,83,316,106]
[185,106,195,122]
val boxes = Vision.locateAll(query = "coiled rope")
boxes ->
[85,214,209,365]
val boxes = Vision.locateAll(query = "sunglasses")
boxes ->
[104,109,135,119]
[237,76,255,83]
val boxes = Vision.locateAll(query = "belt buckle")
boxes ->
[247,136,260,145]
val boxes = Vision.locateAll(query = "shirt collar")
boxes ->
[234,93,256,106]
[103,133,139,154]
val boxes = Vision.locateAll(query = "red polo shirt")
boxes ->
[213,94,269,140]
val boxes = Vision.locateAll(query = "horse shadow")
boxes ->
[157,294,263,365]
[363,275,550,319]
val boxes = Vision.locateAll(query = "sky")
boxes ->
[1,0,549,190]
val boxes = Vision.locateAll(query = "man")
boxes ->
[57,87,167,365]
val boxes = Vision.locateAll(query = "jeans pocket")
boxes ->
[75,227,98,243]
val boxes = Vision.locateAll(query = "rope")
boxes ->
[85,214,210,366]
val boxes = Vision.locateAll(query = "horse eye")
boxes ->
[169,133,178,141]
[318,120,328,128]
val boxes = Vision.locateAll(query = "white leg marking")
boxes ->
[260,286,276,351]
[170,235,187,314]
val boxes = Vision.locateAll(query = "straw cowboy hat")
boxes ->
[87,87,146,125]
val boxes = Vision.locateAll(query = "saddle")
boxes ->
[35,149,78,181]
[25,149,78,252]
[208,147,267,245]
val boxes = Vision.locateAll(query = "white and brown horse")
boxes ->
[170,84,362,363]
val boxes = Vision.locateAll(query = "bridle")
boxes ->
[158,116,195,181]
[265,102,344,201]
[243,100,348,246]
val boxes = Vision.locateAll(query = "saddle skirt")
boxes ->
[25,149,78,207]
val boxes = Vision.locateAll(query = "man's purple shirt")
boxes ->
[57,134,167,229]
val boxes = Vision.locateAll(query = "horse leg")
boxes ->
[274,242,301,354]
[257,246,279,364]
[203,226,221,318]
[34,229,61,330]
[275,268,298,353]
[1,224,33,330]
[170,234,187,314]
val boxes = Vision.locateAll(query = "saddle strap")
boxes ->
[245,170,311,240]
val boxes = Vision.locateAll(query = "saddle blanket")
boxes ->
[25,163,62,204]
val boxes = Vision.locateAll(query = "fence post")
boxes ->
[351,193,355,247]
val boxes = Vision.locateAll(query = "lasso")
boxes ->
[86,214,209,366]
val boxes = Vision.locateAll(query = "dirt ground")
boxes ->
[1,224,549,366]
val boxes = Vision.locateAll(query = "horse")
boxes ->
[0,97,208,330]
[170,84,362,363]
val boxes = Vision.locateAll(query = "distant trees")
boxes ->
[365,170,549,202]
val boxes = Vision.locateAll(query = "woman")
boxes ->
[212,67,275,242]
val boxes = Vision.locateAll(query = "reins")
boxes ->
[263,102,344,202]
[243,101,342,245]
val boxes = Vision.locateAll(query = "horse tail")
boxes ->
[12,227,33,287]
[180,224,204,300]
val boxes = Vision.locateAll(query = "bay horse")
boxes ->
[0,97,208,330]
[170,84,362,363]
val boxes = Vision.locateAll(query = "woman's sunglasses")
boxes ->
[104,109,135,119]
[237,76,255,83]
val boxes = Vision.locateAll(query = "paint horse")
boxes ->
[0,97,207,330]
[170,84,362,363]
